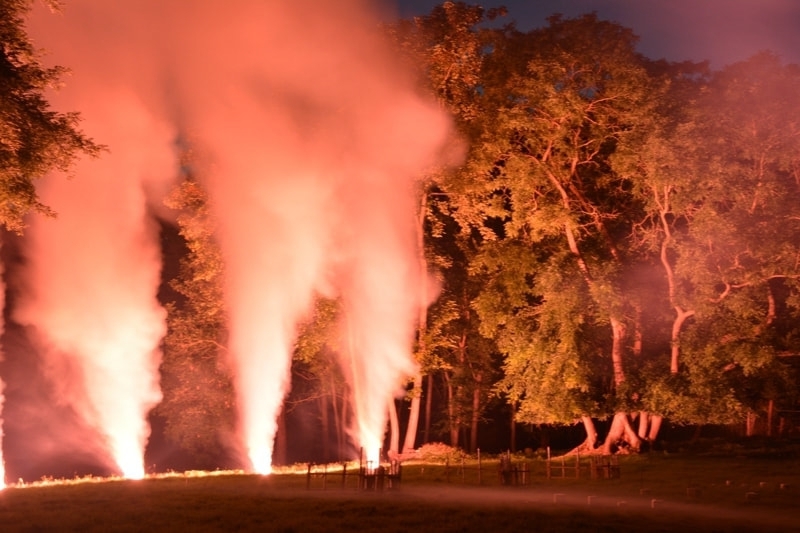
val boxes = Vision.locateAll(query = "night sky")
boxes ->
[393,0,800,68]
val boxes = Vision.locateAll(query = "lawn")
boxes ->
[0,449,798,532]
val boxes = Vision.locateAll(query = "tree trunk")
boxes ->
[648,414,663,442]
[636,411,663,443]
[403,189,428,454]
[601,412,641,454]
[274,408,287,466]
[610,317,626,387]
[670,308,694,374]
[388,399,400,457]
[510,404,517,453]
[469,376,481,453]
[402,373,423,453]
[637,411,649,440]
[319,394,329,462]
[338,388,348,460]
[444,372,459,448]
[330,375,342,461]
[581,416,598,451]
[746,411,757,437]
[767,399,774,438]
[423,372,433,444]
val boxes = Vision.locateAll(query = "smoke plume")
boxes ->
[12,92,174,477]
[19,0,448,475]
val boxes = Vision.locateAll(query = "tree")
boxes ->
[469,14,662,452]
[610,58,711,442]
[0,0,101,232]
[292,295,350,462]
[642,53,800,432]
[390,8,800,455]
[157,176,236,464]
[386,1,503,453]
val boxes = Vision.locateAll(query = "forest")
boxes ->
[4,0,800,472]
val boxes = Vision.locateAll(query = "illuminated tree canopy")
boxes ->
[152,6,800,461]
[0,0,100,232]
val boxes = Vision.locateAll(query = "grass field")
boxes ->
[1,449,798,532]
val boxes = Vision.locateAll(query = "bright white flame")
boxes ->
[235,334,286,476]
[364,442,381,468]
[116,454,145,480]
[248,443,273,476]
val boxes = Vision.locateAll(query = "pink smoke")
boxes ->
[20,0,449,475]
[12,87,174,478]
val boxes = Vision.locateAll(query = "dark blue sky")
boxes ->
[391,0,800,68]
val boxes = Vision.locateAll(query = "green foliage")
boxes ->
[460,14,662,427]
[0,0,102,232]
[438,13,800,436]
[155,7,800,455]
[414,441,466,462]
[386,1,504,126]
[157,177,235,462]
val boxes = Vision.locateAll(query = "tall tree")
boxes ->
[157,176,235,464]
[645,53,800,431]
[614,58,710,442]
[292,295,350,461]
[387,1,502,453]
[471,14,661,452]
[0,0,101,232]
